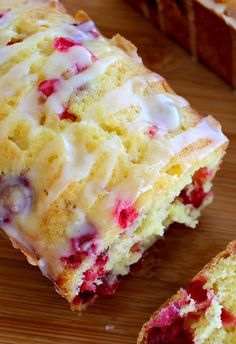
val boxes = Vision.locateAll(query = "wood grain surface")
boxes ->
[0,1,236,343]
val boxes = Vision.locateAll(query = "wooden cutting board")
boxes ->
[0,1,236,343]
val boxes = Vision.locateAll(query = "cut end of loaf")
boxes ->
[138,241,236,344]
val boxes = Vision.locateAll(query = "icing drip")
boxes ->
[85,74,187,132]
[45,53,121,115]
[103,116,227,214]
[0,53,41,98]
[0,1,59,32]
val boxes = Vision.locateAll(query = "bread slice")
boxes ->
[138,241,236,344]
[0,0,228,310]
[128,0,236,88]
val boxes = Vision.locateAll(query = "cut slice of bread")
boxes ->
[138,241,236,344]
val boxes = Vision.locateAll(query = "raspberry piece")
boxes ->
[113,199,139,229]
[38,79,60,97]
[147,124,158,138]
[179,185,208,208]
[59,109,77,122]
[221,308,236,327]
[54,37,81,52]
[193,167,212,186]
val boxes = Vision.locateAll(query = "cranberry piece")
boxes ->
[186,278,207,304]
[0,9,11,20]
[73,291,95,306]
[152,302,181,328]
[61,224,99,269]
[7,38,22,46]
[179,185,208,208]
[96,277,121,297]
[71,231,98,255]
[147,124,158,138]
[80,280,96,293]
[131,242,141,254]
[81,250,109,292]
[147,317,194,344]
[221,308,236,327]
[38,78,60,98]
[186,276,213,310]
[60,251,88,269]
[88,29,100,39]
[59,109,77,122]
[83,269,98,282]
[193,167,212,186]
[113,199,139,229]
[96,250,109,268]
[67,64,88,76]
[0,176,33,224]
[147,301,194,344]
[54,37,81,52]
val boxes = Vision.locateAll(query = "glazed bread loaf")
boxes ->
[0,0,228,310]
[138,241,236,344]
[128,0,236,88]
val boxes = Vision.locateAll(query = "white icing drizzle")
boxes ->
[1,222,35,255]
[144,116,227,167]
[45,53,122,115]
[23,132,97,233]
[0,46,120,139]
[197,0,236,29]
[0,10,13,30]
[42,45,93,78]
[0,52,41,98]
[85,74,187,132]
[44,132,97,209]
[105,116,227,209]
[81,136,122,209]
[0,24,85,65]
[0,1,57,31]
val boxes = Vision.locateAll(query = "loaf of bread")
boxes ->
[0,0,228,310]
[138,241,236,344]
[128,0,236,88]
